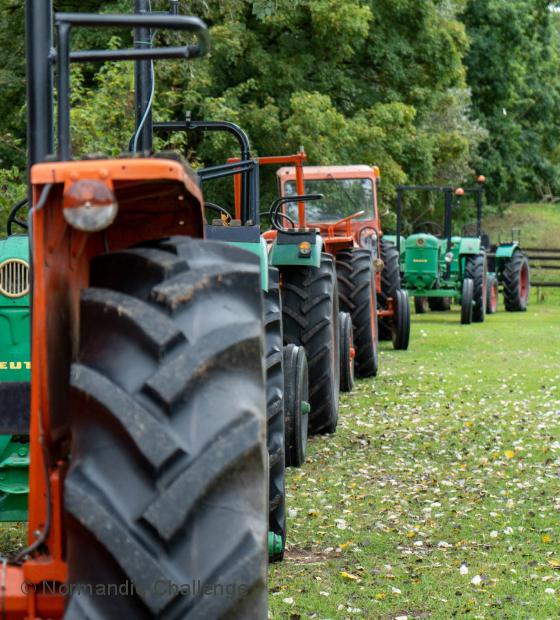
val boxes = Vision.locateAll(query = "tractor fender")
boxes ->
[495,243,520,259]
[228,238,270,291]
[270,233,323,269]
[458,237,481,255]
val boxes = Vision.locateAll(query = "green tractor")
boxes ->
[458,181,530,313]
[391,184,488,325]
[0,204,31,522]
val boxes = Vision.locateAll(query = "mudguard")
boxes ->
[458,237,481,255]
[270,232,323,269]
[495,243,520,259]
[231,238,270,291]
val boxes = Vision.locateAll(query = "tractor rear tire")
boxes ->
[65,238,268,619]
[461,277,474,325]
[428,297,451,311]
[280,254,340,435]
[486,275,499,314]
[283,344,309,468]
[503,252,530,311]
[392,289,411,351]
[339,312,355,393]
[336,248,379,378]
[465,253,487,323]
[264,268,286,562]
[414,296,427,314]
[378,239,401,341]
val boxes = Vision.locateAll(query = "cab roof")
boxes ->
[277,165,377,180]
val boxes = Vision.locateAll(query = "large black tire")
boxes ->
[486,275,499,314]
[503,251,530,311]
[378,239,401,341]
[264,268,286,562]
[465,253,487,323]
[283,344,309,468]
[336,248,379,378]
[428,296,451,311]
[414,296,427,314]
[64,238,268,619]
[392,289,411,350]
[461,277,474,325]
[338,312,355,392]
[281,254,340,435]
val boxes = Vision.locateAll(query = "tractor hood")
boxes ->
[405,233,439,250]
[0,235,30,383]
[0,235,29,264]
[0,236,30,308]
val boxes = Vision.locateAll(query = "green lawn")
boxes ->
[270,290,560,620]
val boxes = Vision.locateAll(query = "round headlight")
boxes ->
[445,252,454,264]
[359,227,377,249]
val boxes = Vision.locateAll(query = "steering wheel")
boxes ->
[414,221,442,236]
[205,202,232,223]
[260,210,296,230]
[268,194,324,232]
[7,199,29,235]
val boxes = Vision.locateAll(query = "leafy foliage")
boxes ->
[463,0,560,203]
[0,0,558,234]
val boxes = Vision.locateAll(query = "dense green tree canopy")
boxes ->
[0,0,559,229]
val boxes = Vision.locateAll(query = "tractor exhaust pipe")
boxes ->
[134,0,153,152]
[25,0,54,169]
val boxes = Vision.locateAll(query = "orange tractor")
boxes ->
[4,3,268,618]
[272,157,411,358]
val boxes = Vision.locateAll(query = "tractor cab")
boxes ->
[277,164,382,255]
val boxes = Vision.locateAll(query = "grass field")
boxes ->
[484,203,560,249]
[1,205,558,618]
[270,290,560,620]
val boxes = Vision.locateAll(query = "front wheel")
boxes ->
[486,275,499,314]
[339,312,355,392]
[392,289,410,350]
[283,344,309,468]
[65,238,268,619]
[414,296,427,314]
[461,278,474,325]
[465,253,487,323]
[428,296,451,311]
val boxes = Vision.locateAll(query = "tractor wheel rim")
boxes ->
[519,263,529,300]
[370,286,376,341]
[349,329,355,377]
[491,282,498,310]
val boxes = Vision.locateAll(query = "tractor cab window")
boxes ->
[284,178,374,223]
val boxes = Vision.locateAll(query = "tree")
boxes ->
[463,0,560,203]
